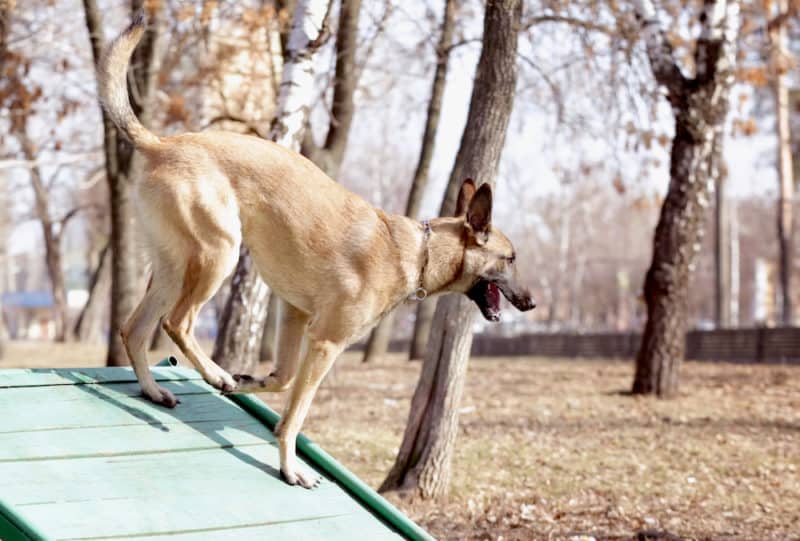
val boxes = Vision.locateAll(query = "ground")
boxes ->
[3,341,799,541]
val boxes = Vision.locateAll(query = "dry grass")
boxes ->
[3,341,799,540]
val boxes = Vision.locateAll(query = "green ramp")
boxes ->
[0,358,434,541]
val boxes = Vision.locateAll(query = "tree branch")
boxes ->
[202,115,265,138]
[318,0,362,177]
[517,52,565,124]
[633,0,688,100]
[55,203,102,229]
[522,14,615,35]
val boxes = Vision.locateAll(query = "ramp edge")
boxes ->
[0,497,51,541]
[228,392,436,541]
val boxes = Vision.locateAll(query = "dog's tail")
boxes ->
[98,13,160,150]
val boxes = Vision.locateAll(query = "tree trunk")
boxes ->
[730,200,740,325]
[631,0,739,396]
[364,0,457,364]
[714,173,731,327]
[0,279,6,359]
[73,242,111,343]
[213,0,331,372]
[0,297,6,360]
[548,208,571,328]
[0,0,9,359]
[408,299,436,360]
[380,0,521,499]
[313,0,361,178]
[213,247,270,373]
[20,135,69,342]
[149,320,168,350]
[82,0,164,365]
[772,0,794,325]
[260,293,280,362]
[104,146,137,365]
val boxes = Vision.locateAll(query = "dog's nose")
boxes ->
[515,295,535,311]
[521,293,536,310]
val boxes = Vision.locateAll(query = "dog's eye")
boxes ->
[507,255,515,265]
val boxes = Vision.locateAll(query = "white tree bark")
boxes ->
[270,0,330,150]
[771,0,794,325]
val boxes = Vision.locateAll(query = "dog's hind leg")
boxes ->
[163,248,239,392]
[121,261,182,408]
[234,300,309,393]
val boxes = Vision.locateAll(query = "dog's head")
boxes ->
[453,178,536,322]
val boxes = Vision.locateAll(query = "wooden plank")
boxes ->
[0,367,410,540]
[0,380,214,410]
[0,385,243,433]
[65,512,404,541]
[0,367,200,388]
[0,418,271,462]
[0,446,398,540]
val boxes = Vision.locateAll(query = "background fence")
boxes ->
[379,327,800,363]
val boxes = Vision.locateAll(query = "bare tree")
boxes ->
[715,174,731,327]
[0,0,7,358]
[0,2,91,343]
[380,0,521,499]
[363,0,457,364]
[301,0,362,178]
[769,0,794,325]
[73,243,110,342]
[82,0,165,365]
[19,135,77,342]
[260,293,280,361]
[213,0,333,374]
[631,0,739,396]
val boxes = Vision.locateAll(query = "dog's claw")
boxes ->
[143,386,179,408]
[281,467,319,489]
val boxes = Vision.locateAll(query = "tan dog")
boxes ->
[100,17,535,488]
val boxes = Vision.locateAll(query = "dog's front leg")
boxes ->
[276,338,343,488]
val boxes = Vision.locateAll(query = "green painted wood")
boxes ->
[0,497,48,541]
[0,366,199,388]
[0,384,244,433]
[232,394,437,541]
[0,380,212,411]
[0,446,399,540]
[0,365,419,540]
[0,418,270,462]
[61,513,401,541]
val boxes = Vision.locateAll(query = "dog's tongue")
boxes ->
[487,282,500,311]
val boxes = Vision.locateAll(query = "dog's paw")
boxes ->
[214,371,237,394]
[232,373,292,393]
[202,367,237,394]
[230,373,260,393]
[143,385,180,408]
[281,467,320,489]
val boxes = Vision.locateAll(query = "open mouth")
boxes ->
[467,279,502,322]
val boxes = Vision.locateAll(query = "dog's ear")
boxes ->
[466,183,492,245]
[454,178,477,217]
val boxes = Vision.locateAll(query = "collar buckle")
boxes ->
[409,287,427,301]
